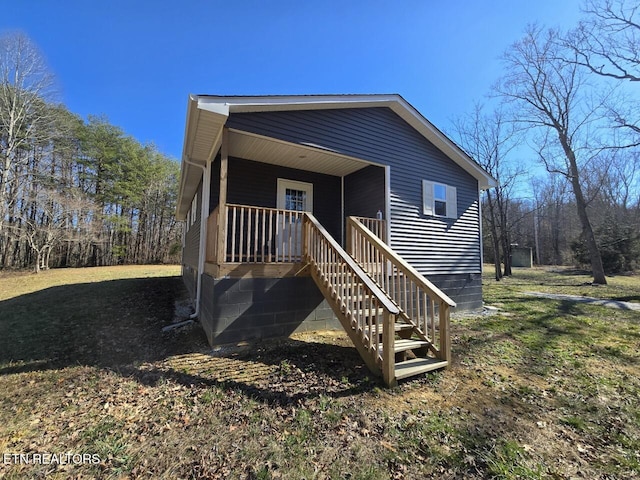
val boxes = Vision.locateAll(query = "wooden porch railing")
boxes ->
[350,216,387,243]
[227,204,305,263]
[206,204,306,264]
[347,216,456,362]
[303,213,400,386]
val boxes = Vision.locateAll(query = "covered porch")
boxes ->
[178,96,455,386]
[202,126,388,279]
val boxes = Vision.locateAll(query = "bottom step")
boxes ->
[395,357,448,380]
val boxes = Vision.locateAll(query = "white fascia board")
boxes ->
[197,94,401,113]
[177,99,202,220]
[196,97,230,116]
[176,97,230,220]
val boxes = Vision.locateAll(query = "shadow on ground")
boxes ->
[121,337,380,406]
[0,274,381,405]
[0,276,208,374]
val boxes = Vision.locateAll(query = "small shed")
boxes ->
[511,246,533,268]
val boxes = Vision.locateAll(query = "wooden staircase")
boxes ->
[302,213,455,387]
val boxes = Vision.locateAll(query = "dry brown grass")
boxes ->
[1,265,638,479]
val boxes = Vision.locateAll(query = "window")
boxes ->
[433,183,447,216]
[276,179,313,212]
[423,180,457,219]
[190,193,198,225]
[285,188,306,211]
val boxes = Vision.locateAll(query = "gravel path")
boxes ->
[525,292,640,311]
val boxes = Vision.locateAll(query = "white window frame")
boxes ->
[422,180,457,219]
[276,178,313,212]
[191,193,198,225]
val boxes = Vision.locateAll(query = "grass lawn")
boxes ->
[0,265,639,479]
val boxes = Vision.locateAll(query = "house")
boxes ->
[177,94,497,386]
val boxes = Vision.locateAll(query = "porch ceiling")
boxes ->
[177,98,378,220]
[228,129,374,177]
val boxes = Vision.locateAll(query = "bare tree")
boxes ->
[568,0,639,82]
[0,32,55,236]
[15,188,82,272]
[565,0,640,142]
[454,105,523,280]
[531,174,575,265]
[496,25,608,284]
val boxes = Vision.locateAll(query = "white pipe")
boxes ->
[181,218,186,279]
[183,155,211,320]
[478,184,484,274]
[341,176,345,245]
[384,165,391,245]
[162,318,194,332]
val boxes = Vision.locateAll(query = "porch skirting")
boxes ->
[199,274,342,345]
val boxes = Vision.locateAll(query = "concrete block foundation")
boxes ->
[199,274,341,345]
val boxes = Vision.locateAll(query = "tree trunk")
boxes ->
[43,245,51,270]
[497,195,512,276]
[502,235,513,276]
[485,192,503,281]
[560,135,607,284]
[34,249,41,273]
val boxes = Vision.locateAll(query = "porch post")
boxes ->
[382,310,397,387]
[438,301,451,363]
[216,128,229,264]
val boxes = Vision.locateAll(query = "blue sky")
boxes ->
[5,1,583,160]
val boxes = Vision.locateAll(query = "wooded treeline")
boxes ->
[1,33,182,272]
[486,171,640,274]
[455,0,640,281]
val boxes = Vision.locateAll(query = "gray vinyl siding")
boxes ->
[344,165,385,219]
[209,154,221,214]
[183,178,202,269]
[226,157,342,241]
[390,167,480,274]
[227,107,482,275]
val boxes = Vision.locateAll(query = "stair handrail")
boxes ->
[304,213,399,315]
[347,217,455,362]
[348,217,455,307]
[303,213,399,386]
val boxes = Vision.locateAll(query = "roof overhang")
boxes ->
[177,94,497,220]
[177,97,230,220]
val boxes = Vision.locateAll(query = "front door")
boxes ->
[276,179,313,260]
